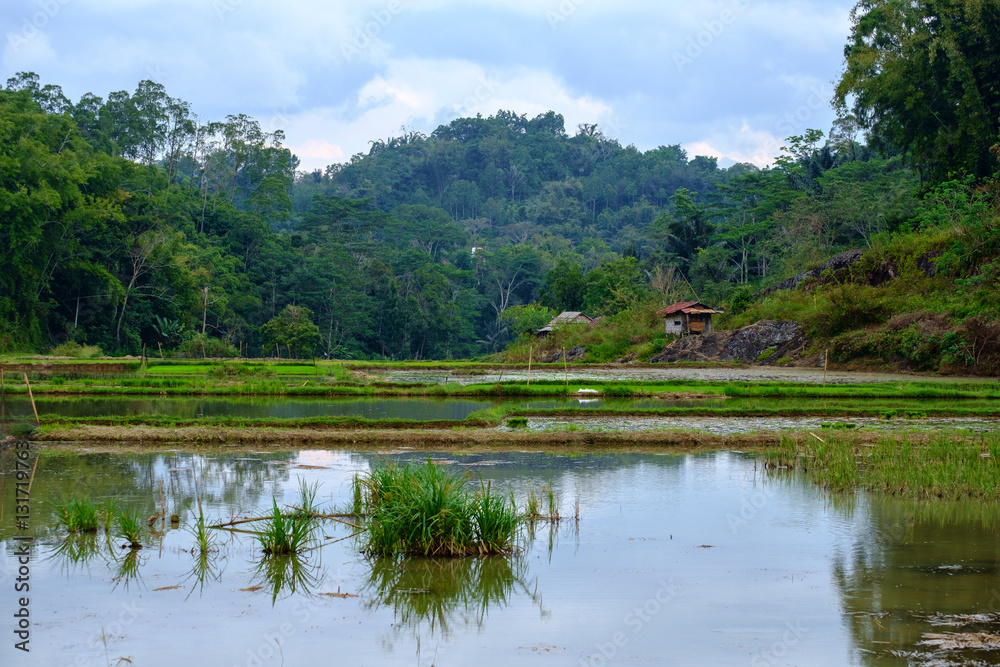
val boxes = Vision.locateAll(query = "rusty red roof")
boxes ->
[657,301,719,316]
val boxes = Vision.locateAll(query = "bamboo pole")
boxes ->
[23,373,39,426]
[527,345,532,388]
[823,349,829,386]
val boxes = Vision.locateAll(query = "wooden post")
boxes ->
[1,367,6,422]
[823,349,829,386]
[563,349,568,389]
[527,345,532,388]
[23,373,39,427]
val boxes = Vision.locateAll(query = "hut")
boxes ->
[657,301,720,336]
[536,311,593,336]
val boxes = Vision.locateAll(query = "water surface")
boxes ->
[3,449,999,665]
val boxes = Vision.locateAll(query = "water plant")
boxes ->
[765,432,1000,500]
[353,461,520,558]
[256,499,316,556]
[506,417,528,428]
[114,506,144,549]
[50,496,105,533]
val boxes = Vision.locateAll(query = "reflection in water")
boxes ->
[365,556,538,637]
[832,497,1000,666]
[183,551,223,600]
[253,552,324,604]
[112,548,146,592]
[48,532,112,573]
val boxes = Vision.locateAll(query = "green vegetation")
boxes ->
[766,432,1000,500]
[114,507,144,549]
[353,462,519,557]
[49,496,111,533]
[256,499,316,556]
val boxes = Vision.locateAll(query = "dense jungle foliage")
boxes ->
[1,0,998,368]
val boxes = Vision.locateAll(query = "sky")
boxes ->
[1,0,857,173]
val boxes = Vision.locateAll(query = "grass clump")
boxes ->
[256,499,316,556]
[50,496,115,533]
[353,462,519,558]
[114,506,144,549]
[505,417,528,428]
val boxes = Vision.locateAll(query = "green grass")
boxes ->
[114,506,144,549]
[49,496,111,532]
[256,499,316,556]
[765,432,1000,500]
[353,461,520,558]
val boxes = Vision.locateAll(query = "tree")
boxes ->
[262,305,321,358]
[835,0,1000,181]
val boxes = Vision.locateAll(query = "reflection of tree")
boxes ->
[831,496,1000,665]
[365,556,538,638]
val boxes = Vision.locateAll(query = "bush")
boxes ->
[50,341,102,358]
[177,333,238,359]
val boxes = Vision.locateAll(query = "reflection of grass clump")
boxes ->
[366,555,526,634]
[354,462,519,558]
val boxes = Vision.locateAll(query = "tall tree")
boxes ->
[836,0,1000,181]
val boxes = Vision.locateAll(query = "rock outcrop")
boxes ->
[539,346,586,363]
[649,320,817,366]
[762,250,863,295]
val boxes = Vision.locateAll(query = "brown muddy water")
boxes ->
[2,449,999,666]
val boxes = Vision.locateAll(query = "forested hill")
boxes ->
[4,0,999,369]
[290,111,744,253]
[0,70,788,360]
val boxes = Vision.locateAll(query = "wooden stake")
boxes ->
[563,349,568,388]
[159,481,166,529]
[823,349,829,386]
[23,373,39,427]
[527,345,532,388]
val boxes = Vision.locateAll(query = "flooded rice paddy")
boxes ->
[3,395,705,421]
[3,449,999,666]
[378,366,980,386]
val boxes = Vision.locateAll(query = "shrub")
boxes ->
[50,341,102,358]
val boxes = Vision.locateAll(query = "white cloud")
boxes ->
[686,121,783,168]
[279,58,617,171]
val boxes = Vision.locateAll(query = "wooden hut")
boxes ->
[657,301,720,336]
[536,311,593,336]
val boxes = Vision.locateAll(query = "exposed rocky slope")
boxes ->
[649,320,820,366]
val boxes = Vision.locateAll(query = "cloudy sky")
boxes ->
[2,0,856,172]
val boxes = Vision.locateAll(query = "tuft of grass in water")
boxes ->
[256,499,316,556]
[505,417,528,428]
[354,461,520,558]
[50,496,105,533]
[294,479,320,517]
[114,507,144,549]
